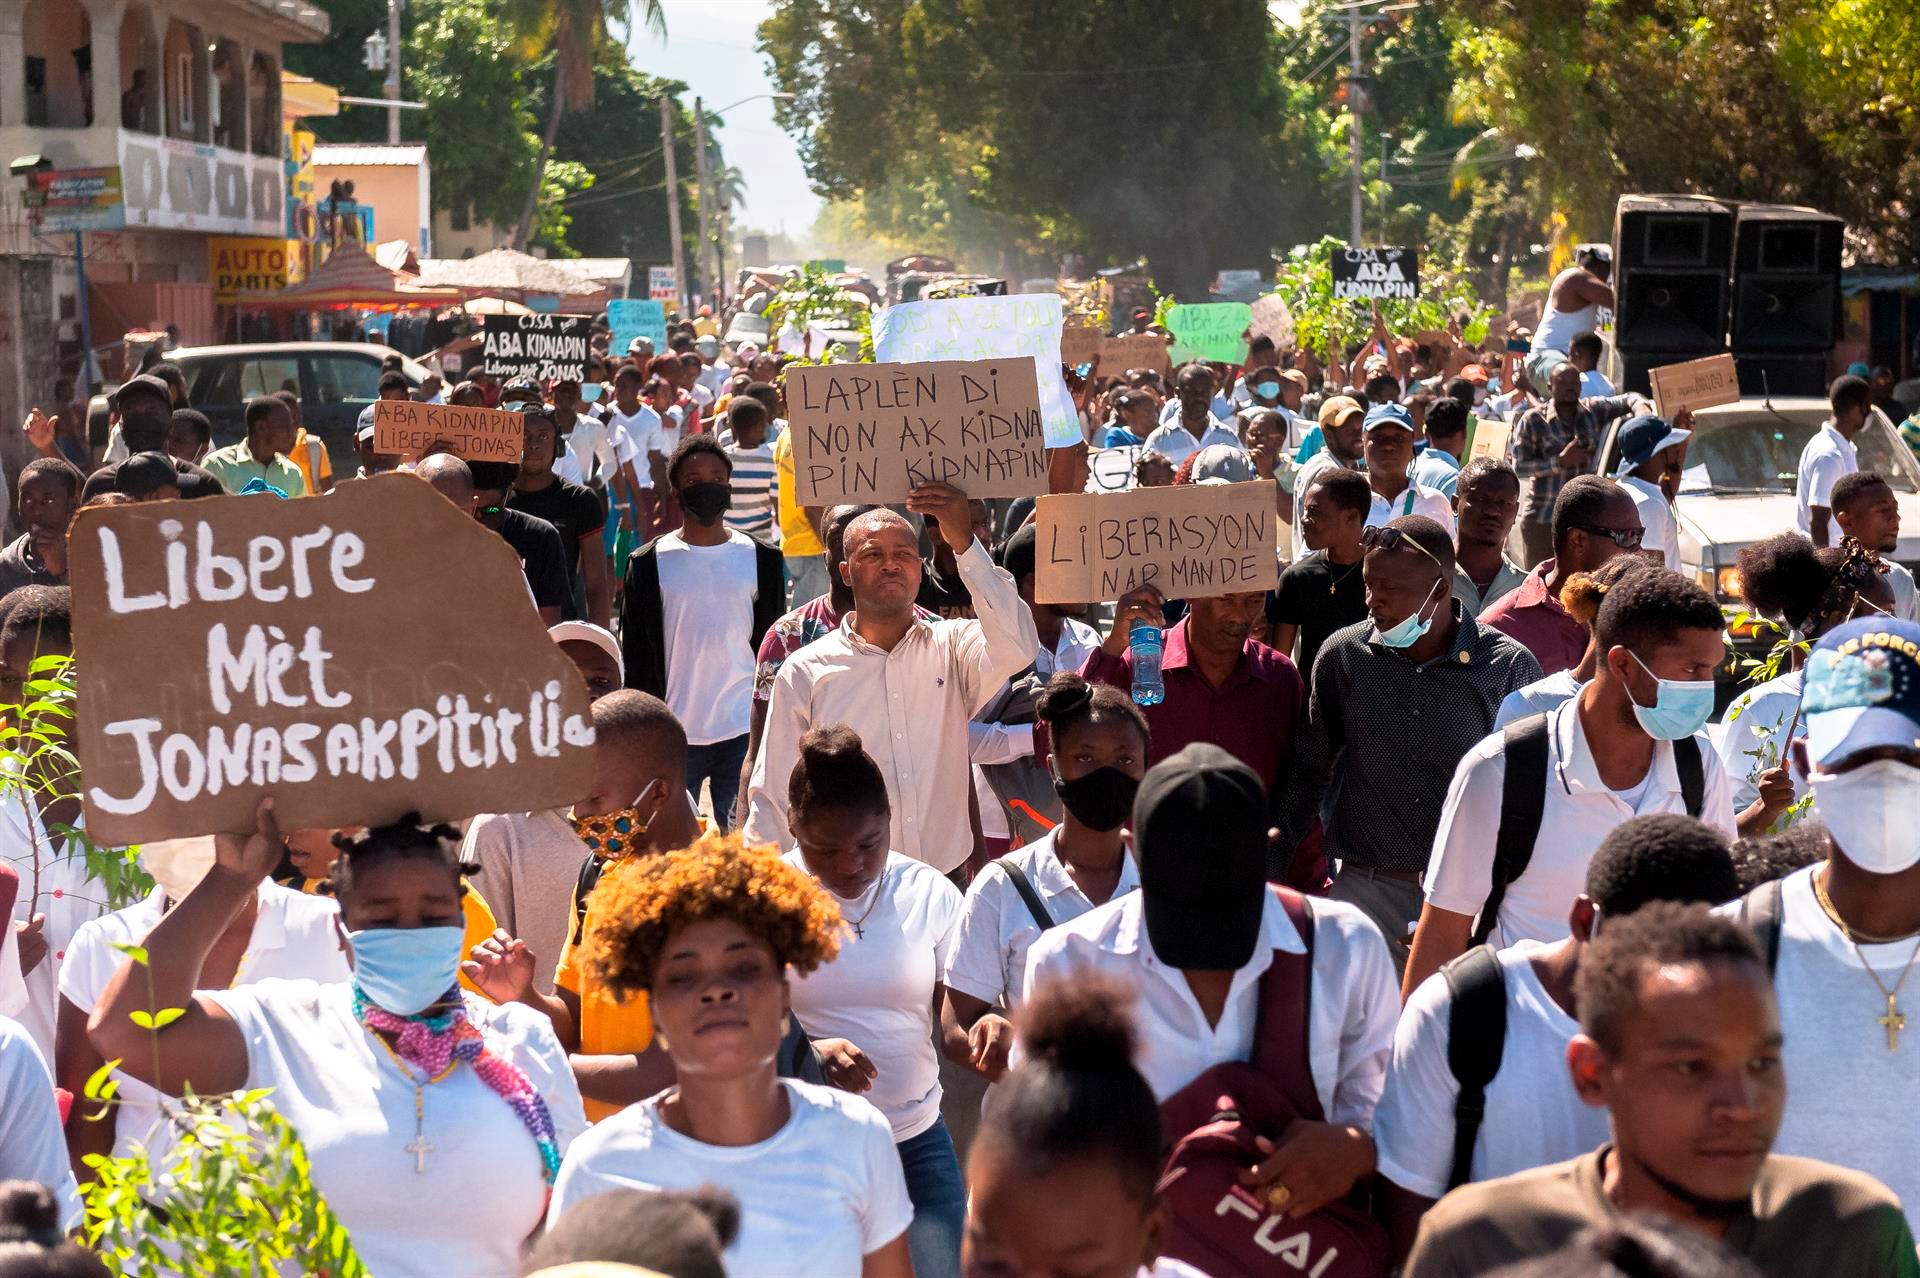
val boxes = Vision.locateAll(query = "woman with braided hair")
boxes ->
[1715,533,1898,836]
[86,799,587,1278]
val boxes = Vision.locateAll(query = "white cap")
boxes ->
[548,621,623,684]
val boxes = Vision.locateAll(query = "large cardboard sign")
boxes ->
[1033,480,1281,604]
[1061,325,1105,369]
[1250,294,1296,349]
[872,294,1079,448]
[1167,303,1252,366]
[786,359,1046,504]
[1332,248,1419,301]
[1648,353,1740,417]
[480,314,591,382]
[1466,417,1512,463]
[70,474,596,843]
[1101,333,1173,376]
[372,400,525,463]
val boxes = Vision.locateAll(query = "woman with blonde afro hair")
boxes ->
[1493,553,1660,729]
[550,831,915,1278]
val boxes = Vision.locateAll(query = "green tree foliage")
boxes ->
[542,55,700,268]
[761,0,1337,297]
[1445,0,1920,260]
[404,0,548,234]
[1276,235,1491,364]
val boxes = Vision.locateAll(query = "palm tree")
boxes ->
[509,0,666,249]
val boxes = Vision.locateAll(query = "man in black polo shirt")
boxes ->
[508,406,610,626]
[418,454,569,624]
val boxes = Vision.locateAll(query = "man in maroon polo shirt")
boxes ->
[1478,475,1642,676]
[1078,583,1312,885]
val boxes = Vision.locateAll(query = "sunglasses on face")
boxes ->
[1571,523,1645,550]
[1359,523,1447,570]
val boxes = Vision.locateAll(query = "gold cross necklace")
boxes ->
[1813,867,1920,1051]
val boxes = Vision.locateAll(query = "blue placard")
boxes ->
[608,298,668,354]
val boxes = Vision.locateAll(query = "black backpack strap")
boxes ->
[1439,946,1508,1191]
[1479,714,1551,946]
[1738,877,1786,977]
[1674,735,1705,816]
[569,852,605,948]
[999,860,1055,932]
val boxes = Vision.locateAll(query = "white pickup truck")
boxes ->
[1594,397,1920,672]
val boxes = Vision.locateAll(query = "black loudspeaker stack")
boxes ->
[1610,194,1842,399]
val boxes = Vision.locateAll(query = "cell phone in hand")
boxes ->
[1506,337,1531,354]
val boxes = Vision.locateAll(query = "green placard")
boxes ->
[1167,302,1253,365]
[805,258,847,275]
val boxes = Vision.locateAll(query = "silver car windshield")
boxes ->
[1678,407,1920,496]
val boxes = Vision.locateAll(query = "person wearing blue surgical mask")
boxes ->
[1409,568,1737,998]
[86,799,588,1278]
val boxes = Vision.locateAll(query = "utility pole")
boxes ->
[1379,133,1392,240]
[1322,2,1413,245]
[692,96,715,312]
[660,94,686,315]
[384,0,402,144]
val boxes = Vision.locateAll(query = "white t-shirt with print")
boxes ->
[946,830,1140,1008]
[657,531,760,745]
[59,884,349,1163]
[204,981,587,1278]
[1727,865,1920,1231]
[551,1079,913,1278]
[1375,939,1608,1197]
[785,851,964,1141]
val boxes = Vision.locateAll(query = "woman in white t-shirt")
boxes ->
[944,672,1147,1079]
[780,725,967,1278]
[963,976,1209,1278]
[55,834,349,1171]
[85,802,587,1278]
[550,831,913,1278]
[1495,555,1657,729]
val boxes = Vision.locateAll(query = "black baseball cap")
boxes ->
[111,374,173,410]
[1133,743,1268,970]
[116,451,180,498]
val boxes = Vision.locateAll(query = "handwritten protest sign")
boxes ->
[1061,325,1104,369]
[872,294,1078,448]
[481,314,591,382]
[607,298,668,355]
[1033,480,1280,604]
[1167,303,1252,365]
[1648,353,1740,417]
[1466,417,1511,464]
[1332,248,1419,301]
[70,474,596,843]
[1086,446,1143,493]
[1102,333,1173,376]
[1249,294,1295,350]
[787,359,1046,504]
[372,400,524,463]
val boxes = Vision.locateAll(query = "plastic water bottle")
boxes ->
[1129,620,1165,706]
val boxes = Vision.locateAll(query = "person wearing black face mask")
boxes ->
[620,436,785,831]
[942,672,1150,1083]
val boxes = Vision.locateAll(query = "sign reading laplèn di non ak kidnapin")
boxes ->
[786,358,1047,504]
[69,474,596,843]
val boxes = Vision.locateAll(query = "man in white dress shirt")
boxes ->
[747,483,1039,878]
[1145,363,1243,468]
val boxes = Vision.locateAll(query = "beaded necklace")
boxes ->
[353,989,562,1185]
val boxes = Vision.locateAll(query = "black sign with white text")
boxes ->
[1331,248,1420,301]
[480,314,591,382]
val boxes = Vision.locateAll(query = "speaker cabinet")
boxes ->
[1613,195,1735,354]
[1731,204,1843,352]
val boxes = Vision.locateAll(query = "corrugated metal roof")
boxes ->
[312,144,428,167]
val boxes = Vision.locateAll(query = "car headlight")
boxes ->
[1699,565,1743,601]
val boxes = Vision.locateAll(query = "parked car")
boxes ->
[89,342,429,477]
[1594,396,1920,678]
